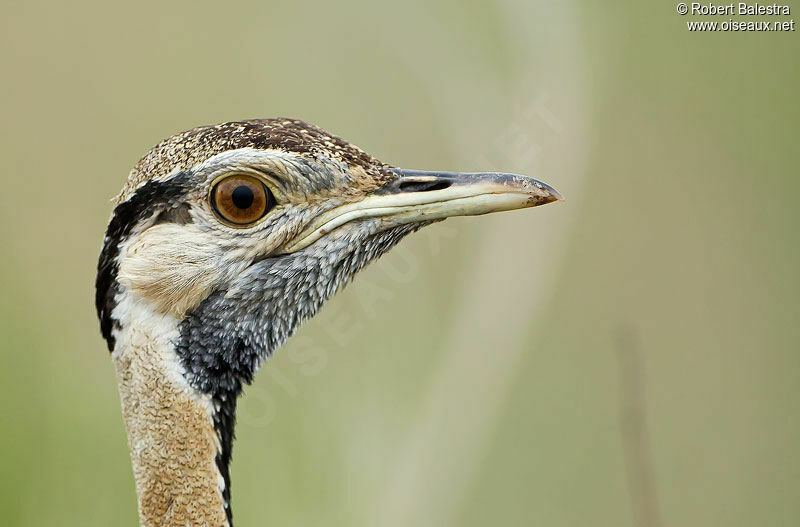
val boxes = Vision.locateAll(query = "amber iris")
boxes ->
[211,175,273,225]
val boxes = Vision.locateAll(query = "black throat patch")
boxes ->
[175,223,426,527]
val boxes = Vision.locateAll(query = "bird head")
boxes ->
[95,118,562,524]
[97,118,561,381]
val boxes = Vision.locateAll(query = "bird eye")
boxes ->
[210,174,275,226]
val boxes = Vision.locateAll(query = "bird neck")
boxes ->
[112,298,231,527]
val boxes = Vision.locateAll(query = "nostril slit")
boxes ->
[398,180,451,192]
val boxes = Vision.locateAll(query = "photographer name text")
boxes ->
[685,3,790,15]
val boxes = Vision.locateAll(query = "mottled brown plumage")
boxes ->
[120,119,392,204]
[114,327,226,527]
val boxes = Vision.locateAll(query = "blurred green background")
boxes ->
[1,1,798,526]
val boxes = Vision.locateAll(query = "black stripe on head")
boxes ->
[95,172,193,350]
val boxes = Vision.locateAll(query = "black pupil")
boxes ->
[231,185,254,209]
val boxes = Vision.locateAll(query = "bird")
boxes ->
[95,118,562,527]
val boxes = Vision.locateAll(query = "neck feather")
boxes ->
[105,223,427,526]
[112,297,230,527]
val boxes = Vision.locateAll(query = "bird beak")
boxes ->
[281,169,563,253]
